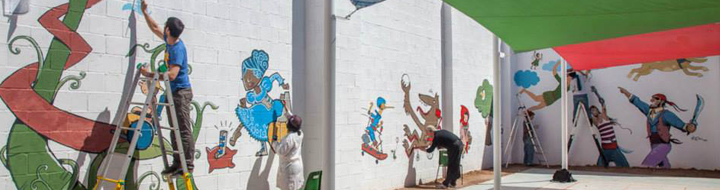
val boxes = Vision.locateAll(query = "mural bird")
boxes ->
[345,0,386,18]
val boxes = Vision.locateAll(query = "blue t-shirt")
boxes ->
[165,37,191,91]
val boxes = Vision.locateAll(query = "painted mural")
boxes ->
[627,58,709,81]
[400,74,441,158]
[530,51,542,70]
[206,121,238,173]
[3,0,29,16]
[512,49,720,169]
[345,0,386,18]
[618,87,702,168]
[517,60,562,112]
[235,49,291,157]
[586,86,633,167]
[122,0,150,16]
[459,105,471,154]
[0,1,218,189]
[361,97,392,163]
[474,79,493,146]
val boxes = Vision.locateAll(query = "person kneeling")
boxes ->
[273,115,305,190]
[425,127,462,189]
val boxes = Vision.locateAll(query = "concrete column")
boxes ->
[441,3,453,132]
[297,0,334,189]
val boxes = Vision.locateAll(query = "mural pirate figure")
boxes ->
[425,127,463,189]
[140,0,195,175]
[619,87,699,168]
[589,98,631,167]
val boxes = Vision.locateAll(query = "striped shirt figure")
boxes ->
[590,104,630,167]
[596,121,618,150]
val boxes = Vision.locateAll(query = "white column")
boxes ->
[492,36,502,190]
[561,59,568,170]
[441,2,454,132]
[300,0,334,189]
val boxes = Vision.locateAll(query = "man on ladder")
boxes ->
[140,0,194,176]
[567,69,611,167]
[503,95,549,168]
[522,110,537,166]
[95,1,193,189]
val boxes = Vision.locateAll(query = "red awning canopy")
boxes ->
[555,23,720,70]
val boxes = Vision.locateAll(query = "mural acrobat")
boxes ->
[235,49,291,157]
[618,87,702,168]
[400,74,441,157]
[0,1,217,189]
[474,79,493,146]
[627,58,709,81]
[517,60,563,112]
[361,97,393,163]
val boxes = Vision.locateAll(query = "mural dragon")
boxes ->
[0,1,217,189]
[400,74,441,157]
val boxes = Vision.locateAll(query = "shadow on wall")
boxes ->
[247,152,276,190]
[404,154,417,187]
[77,108,112,171]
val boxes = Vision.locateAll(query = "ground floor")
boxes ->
[401,165,720,190]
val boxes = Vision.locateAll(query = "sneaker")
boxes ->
[161,165,180,175]
[436,183,448,189]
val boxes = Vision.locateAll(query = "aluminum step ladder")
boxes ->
[503,106,550,168]
[504,95,549,168]
[94,65,193,190]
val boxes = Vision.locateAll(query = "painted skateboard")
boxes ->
[362,143,388,164]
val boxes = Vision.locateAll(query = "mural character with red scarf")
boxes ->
[619,87,700,168]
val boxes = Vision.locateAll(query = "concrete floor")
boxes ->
[461,168,720,190]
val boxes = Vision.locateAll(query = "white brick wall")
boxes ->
[449,7,495,173]
[333,0,499,189]
[0,0,291,189]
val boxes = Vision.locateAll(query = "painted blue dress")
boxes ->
[236,73,286,142]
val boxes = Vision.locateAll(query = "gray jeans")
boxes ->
[167,88,194,168]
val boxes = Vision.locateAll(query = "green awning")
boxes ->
[444,0,720,52]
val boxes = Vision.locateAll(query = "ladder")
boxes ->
[94,65,193,190]
[567,103,609,167]
[503,96,549,168]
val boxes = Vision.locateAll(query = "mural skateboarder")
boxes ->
[362,97,391,162]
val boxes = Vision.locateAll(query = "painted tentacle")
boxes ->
[8,35,44,85]
[138,171,161,190]
[55,71,87,92]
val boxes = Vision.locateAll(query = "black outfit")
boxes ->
[426,130,463,187]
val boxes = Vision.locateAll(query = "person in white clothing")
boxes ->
[273,115,305,190]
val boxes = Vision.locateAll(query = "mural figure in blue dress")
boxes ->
[236,49,289,157]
